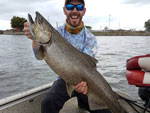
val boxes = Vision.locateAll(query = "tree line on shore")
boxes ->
[10,16,27,31]
[5,16,150,32]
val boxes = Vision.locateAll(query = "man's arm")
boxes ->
[83,33,98,57]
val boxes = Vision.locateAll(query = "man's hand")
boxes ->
[24,22,38,50]
[74,81,87,95]
[24,22,33,40]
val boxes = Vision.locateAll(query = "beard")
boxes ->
[66,12,83,27]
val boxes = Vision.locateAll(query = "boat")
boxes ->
[0,82,150,113]
[0,83,52,113]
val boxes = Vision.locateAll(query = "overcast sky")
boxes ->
[0,0,150,30]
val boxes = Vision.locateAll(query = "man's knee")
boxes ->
[41,93,56,108]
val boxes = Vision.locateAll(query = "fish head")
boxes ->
[28,12,52,44]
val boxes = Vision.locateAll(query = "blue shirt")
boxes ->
[57,24,98,57]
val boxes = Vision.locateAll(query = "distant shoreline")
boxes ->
[92,30,150,36]
[1,31,24,35]
[0,30,150,36]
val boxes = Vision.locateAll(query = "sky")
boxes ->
[0,0,150,30]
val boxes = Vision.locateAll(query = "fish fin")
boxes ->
[83,53,98,68]
[66,84,74,97]
[88,92,108,110]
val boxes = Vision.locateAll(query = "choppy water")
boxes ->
[0,35,150,101]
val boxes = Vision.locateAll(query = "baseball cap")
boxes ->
[65,0,85,5]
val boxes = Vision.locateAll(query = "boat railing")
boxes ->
[0,83,52,112]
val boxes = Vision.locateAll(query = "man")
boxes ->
[24,0,111,113]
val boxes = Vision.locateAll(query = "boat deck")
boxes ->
[0,83,88,113]
[0,83,150,113]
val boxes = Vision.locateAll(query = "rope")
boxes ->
[118,95,150,113]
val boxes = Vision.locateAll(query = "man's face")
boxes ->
[63,1,86,27]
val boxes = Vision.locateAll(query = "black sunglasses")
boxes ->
[66,4,84,11]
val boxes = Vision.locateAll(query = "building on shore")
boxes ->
[0,30,3,34]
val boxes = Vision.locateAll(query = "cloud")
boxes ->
[122,0,150,5]
[0,0,149,30]
[0,0,66,29]
[0,0,64,20]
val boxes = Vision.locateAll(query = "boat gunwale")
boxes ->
[0,83,53,107]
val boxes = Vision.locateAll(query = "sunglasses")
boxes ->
[66,4,84,11]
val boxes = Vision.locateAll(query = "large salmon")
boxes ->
[28,12,127,113]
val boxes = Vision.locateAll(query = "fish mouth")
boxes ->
[28,13,36,40]
[35,12,43,25]
[28,12,45,42]
[28,13,34,25]
[28,12,51,44]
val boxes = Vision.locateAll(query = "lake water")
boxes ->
[0,35,150,101]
